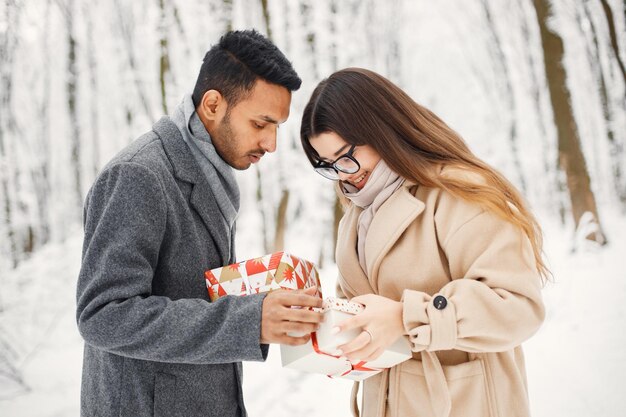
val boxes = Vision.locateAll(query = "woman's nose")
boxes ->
[337,170,352,182]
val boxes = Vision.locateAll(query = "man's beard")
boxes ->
[213,111,265,170]
[212,111,241,169]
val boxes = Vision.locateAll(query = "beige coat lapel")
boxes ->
[364,183,425,292]
[337,182,426,296]
[336,205,375,297]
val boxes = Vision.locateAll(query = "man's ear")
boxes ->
[198,89,224,122]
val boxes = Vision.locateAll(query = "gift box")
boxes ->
[332,336,414,380]
[280,297,412,381]
[204,252,321,301]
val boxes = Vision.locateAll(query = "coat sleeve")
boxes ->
[401,198,545,353]
[76,162,269,364]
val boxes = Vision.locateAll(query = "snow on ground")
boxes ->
[1,212,625,417]
[525,209,626,417]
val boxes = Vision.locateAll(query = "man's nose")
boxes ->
[259,132,277,153]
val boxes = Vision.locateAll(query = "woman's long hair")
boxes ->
[300,68,550,283]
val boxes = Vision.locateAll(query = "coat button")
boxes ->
[433,295,447,310]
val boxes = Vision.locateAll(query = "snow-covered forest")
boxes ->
[1,0,625,416]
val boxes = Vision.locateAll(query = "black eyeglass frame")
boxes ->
[313,144,360,180]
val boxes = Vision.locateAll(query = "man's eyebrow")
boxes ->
[333,144,351,157]
[258,115,279,124]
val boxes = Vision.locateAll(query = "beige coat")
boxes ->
[336,178,545,417]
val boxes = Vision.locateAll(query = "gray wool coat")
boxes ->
[76,117,268,417]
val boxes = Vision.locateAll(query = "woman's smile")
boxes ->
[350,170,370,189]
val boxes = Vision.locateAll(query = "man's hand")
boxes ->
[260,286,324,345]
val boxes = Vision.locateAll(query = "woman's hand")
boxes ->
[334,294,406,362]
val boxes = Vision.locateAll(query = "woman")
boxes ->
[300,68,547,417]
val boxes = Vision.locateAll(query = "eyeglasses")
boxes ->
[313,144,360,180]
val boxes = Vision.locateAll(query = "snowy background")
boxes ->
[1,0,626,416]
[2,212,626,417]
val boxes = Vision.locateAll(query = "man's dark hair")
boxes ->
[192,30,302,108]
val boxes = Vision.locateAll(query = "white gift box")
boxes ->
[280,297,412,381]
[331,336,414,380]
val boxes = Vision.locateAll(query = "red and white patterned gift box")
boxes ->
[204,252,321,302]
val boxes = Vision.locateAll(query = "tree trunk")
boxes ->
[580,1,626,207]
[282,0,291,54]
[84,0,100,177]
[381,0,403,86]
[0,334,27,396]
[64,0,83,219]
[30,0,53,249]
[255,0,273,254]
[481,0,527,194]
[328,0,338,72]
[171,2,189,53]
[300,0,318,79]
[255,166,270,253]
[272,189,289,252]
[158,0,170,115]
[0,0,21,273]
[517,0,564,220]
[0,139,17,271]
[221,0,233,32]
[113,0,154,121]
[260,0,272,40]
[257,0,289,254]
[533,0,607,244]
[598,0,626,95]
[328,0,342,261]
[438,1,500,110]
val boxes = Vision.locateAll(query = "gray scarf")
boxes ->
[171,94,240,229]
[342,160,405,274]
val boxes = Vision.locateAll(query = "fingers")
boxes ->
[349,294,372,305]
[337,329,371,356]
[282,307,324,324]
[333,313,365,334]
[271,288,323,309]
[357,346,385,363]
[279,334,312,346]
[261,288,324,345]
[282,320,320,334]
[303,286,319,296]
[344,342,379,363]
[260,313,316,344]
[337,330,384,362]
[259,319,319,345]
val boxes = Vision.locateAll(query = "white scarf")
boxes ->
[342,159,404,274]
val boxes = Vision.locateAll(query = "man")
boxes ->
[76,30,323,417]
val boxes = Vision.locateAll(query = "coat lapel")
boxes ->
[336,206,376,297]
[153,117,230,263]
[364,183,425,292]
[337,182,426,296]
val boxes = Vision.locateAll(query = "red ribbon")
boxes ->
[340,360,378,376]
[310,332,340,359]
[310,332,380,378]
